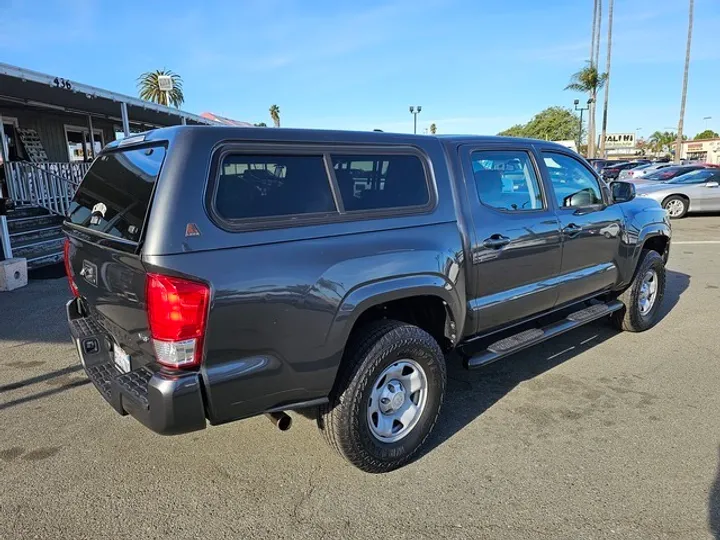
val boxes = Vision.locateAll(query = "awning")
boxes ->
[0,62,216,130]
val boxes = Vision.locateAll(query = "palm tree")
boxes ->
[137,70,184,108]
[269,105,281,127]
[429,123,437,135]
[598,0,614,158]
[676,0,694,161]
[649,131,677,156]
[565,62,607,158]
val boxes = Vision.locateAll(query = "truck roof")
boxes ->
[106,125,573,153]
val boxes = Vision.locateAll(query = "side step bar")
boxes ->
[464,300,624,369]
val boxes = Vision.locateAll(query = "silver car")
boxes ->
[635,168,720,218]
[619,162,673,180]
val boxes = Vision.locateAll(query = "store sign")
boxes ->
[686,142,705,151]
[604,133,635,148]
[157,75,173,92]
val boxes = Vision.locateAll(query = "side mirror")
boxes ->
[706,181,719,188]
[610,181,636,203]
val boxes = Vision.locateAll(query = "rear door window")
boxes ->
[470,150,544,211]
[330,154,429,211]
[67,145,165,243]
[215,154,336,220]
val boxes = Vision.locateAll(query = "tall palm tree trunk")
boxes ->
[594,0,602,68]
[587,0,599,158]
[590,0,599,64]
[599,0,614,158]
[676,0,694,162]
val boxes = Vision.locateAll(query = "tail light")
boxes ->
[63,238,79,297]
[146,273,210,369]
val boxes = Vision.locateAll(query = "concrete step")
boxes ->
[10,225,63,245]
[12,234,65,263]
[7,213,64,234]
[26,250,64,271]
[6,206,51,219]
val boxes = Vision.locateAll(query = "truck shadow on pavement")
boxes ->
[418,269,690,461]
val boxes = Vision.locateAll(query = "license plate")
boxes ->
[113,344,131,374]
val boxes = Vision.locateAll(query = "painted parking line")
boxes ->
[672,241,720,244]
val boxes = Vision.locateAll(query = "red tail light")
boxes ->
[146,273,210,369]
[63,238,79,297]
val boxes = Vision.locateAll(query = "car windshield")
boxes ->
[668,169,716,184]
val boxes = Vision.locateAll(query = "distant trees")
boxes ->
[694,129,718,140]
[649,131,687,155]
[137,70,184,107]
[498,107,581,142]
[254,122,268,127]
[429,123,437,134]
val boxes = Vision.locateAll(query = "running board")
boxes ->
[464,300,624,369]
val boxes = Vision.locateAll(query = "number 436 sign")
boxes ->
[53,77,72,91]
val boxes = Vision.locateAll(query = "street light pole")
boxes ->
[704,116,712,130]
[574,99,590,154]
[409,105,422,134]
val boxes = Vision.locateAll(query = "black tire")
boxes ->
[611,249,666,332]
[318,320,446,473]
[662,195,689,219]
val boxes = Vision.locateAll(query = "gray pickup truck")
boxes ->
[64,127,671,473]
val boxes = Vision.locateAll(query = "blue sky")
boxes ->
[2,0,719,137]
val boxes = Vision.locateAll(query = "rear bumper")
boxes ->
[67,299,206,435]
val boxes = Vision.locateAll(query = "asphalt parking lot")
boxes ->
[1,215,719,540]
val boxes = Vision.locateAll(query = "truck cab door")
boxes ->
[459,144,563,335]
[538,149,624,306]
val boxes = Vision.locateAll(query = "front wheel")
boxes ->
[611,249,666,332]
[318,320,446,473]
[662,195,688,219]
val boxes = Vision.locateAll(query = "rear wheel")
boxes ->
[662,195,688,219]
[318,320,446,473]
[611,249,666,332]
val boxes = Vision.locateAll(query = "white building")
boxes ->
[681,138,720,164]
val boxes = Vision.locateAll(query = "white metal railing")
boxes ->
[6,161,89,216]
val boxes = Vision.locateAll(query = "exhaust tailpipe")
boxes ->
[264,411,292,431]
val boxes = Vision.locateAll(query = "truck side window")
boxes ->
[470,150,543,211]
[215,154,337,220]
[330,154,429,212]
[542,152,604,208]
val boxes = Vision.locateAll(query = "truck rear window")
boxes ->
[67,145,166,242]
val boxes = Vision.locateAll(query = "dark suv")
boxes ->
[64,127,671,472]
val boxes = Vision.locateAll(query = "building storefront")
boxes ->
[681,138,720,164]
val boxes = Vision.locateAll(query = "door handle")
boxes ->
[563,223,582,237]
[482,234,511,249]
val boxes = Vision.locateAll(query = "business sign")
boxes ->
[157,75,173,92]
[604,133,636,148]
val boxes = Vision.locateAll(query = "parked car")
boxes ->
[600,161,648,180]
[636,168,720,218]
[588,158,613,173]
[619,162,674,180]
[634,165,707,184]
[64,127,671,473]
